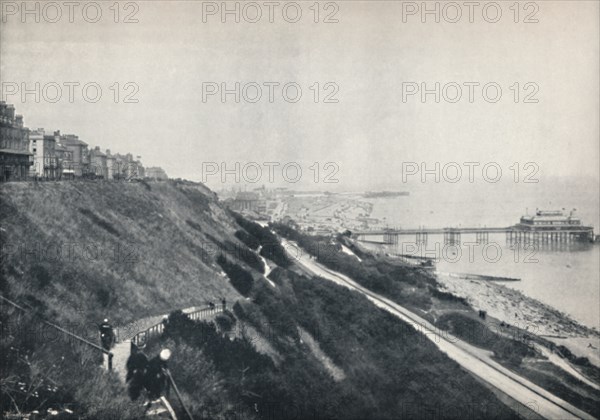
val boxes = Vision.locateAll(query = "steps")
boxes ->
[146,397,177,419]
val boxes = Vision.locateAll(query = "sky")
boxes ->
[1,0,598,191]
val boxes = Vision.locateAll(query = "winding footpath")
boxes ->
[281,239,596,420]
[104,306,224,419]
[257,246,276,288]
[110,306,218,381]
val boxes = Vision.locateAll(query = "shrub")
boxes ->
[217,255,254,296]
[234,230,260,250]
[224,240,264,273]
[435,313,536,366]
[231,213,292,268]
[215,311,236,332]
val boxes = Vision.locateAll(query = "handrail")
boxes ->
[131,306,224,349]
[0,294,114,370]
[127,305,225,420]
[165,369,193,420]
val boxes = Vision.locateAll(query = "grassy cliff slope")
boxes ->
[1,180,245,327]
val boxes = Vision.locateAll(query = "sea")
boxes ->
[364,177,600,330]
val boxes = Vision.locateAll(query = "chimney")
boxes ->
[15,115,23,128]
[95,146,100,151]
[106,149,111,155]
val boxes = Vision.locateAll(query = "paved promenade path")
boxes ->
[282,238,596,420]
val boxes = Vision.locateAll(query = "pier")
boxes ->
[354,210,595,245]
[355,226,595,245]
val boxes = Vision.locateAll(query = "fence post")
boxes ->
[108,352,113,371]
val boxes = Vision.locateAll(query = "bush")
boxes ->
[215,311,236,332]
[225,240,264,273]
[430,288,470,306]
[231,213,292,268]
[204,234,264,273]
[230,268,517,420]
[234,230,260,250]
[217,255,254,296]
[435,313,536,366]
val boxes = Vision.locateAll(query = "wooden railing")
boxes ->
[131,305,224,350]
[165,369,193,420]
[129,305,225,420]
[0,294,114,370]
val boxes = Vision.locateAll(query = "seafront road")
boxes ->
[281,239,596,420]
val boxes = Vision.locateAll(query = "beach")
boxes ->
[435,272,600,367]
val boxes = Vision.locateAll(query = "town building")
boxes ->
[111,153,126,179]
[0,103,147,182]
[519,209,582,227]
[105,150,115,180]
[146,166,168,180]
[28,128,59,179]
[60,134,89,177]
[111,153,144,179]
[28,128,44,177]
[112,153,133,179]
[0,102,33,181]
[43,133,59,179]
[229,191,267,213]
[136,160,145,178]
[89,146,108,179]
[52,131,74,179]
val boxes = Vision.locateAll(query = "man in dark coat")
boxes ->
[144,348,171,400]
[126,349,148,401]
[99,318,115,350]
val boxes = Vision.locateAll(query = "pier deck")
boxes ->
[354,225,595,244]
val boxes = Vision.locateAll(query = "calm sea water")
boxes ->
[366,179,600,329]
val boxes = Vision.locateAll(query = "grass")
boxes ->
[516,359,600,418]
[2,183,595,419]
[271,222,600,417]
[433,312,537,366]
[154,267,518,419]
[0,180,249,326]
[0,180,265,417]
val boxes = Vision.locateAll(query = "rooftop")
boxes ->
[60,135,88,146]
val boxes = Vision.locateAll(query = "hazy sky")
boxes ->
[1,0,598,190]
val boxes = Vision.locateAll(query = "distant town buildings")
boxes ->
[0,102,168,183]
[106,150,116,180]
[0,101,33,181]
[60,134,89,177]
[146,167,169,180]
[29,128,45,177]
[89,146,108,179]
[229,191,267,213]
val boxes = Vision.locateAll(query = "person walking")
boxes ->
[99,318,115,350]
[126,348,148,401]
[144,348,171,400]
